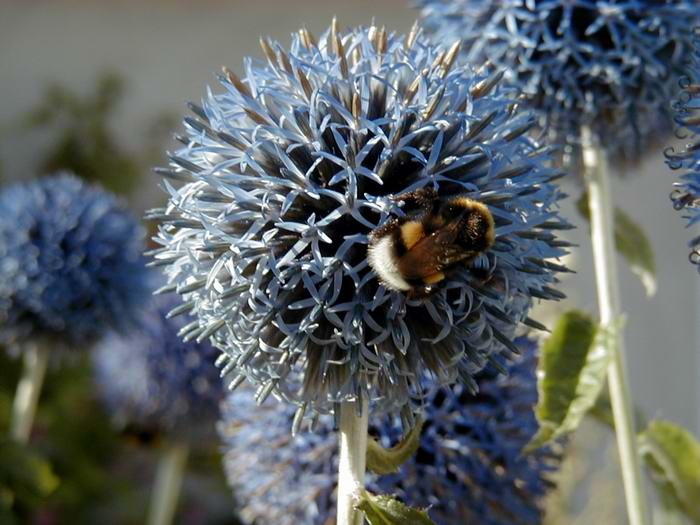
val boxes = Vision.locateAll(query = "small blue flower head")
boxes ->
[93,292,224,439]
[219,337,558,525]
[0,173,148,350]
[151,20,571,418]
[419,0,698,167]
[666,34,700,268]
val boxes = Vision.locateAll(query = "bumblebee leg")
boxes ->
[423,272,445,285]
[407,285,434,299]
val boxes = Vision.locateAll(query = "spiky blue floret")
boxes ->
[93,292,224,438]
[666,35,700,268]
[0,173,148,349]
[219,337,558,525]
[419,0,698,166]
[372,337,559,525]
[151,21,571,417]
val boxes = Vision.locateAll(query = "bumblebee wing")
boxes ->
[397,225,469,279]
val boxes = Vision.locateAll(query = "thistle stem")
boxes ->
[581,126,650,525]
[10,342,49,443]
[147,441,189,525]
[336,399,369,525]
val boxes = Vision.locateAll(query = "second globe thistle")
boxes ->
[151,21,571,417]
[419,0,698,167]
[666,34,700,268]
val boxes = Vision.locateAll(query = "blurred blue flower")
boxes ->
[0,173,148,349]
[93,292,224,439]
[150,21,571,417]
[219,390,337,525]
[419,0,698,166]
[666,35,700,268]
[219,337,557,525]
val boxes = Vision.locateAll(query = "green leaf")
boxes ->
[366,418,424,475]
[638,420,700,523]
[0,438,59,505]
[526,310,614,452]
[577,194,657,296]
[357,491,436,525]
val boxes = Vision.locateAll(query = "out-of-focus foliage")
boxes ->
[19,72,175,196]
[577,194,657,296]
[0,438,59,524]
[0,351,236,524]
[639,420,700,524]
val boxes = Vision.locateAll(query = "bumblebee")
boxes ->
[368,187,495,297]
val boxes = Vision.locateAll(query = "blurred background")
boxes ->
[0,1,698,523]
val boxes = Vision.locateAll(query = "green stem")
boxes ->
[582,126,650,525]
[10,343,49,443]
[147,441,189,525]
[336,399,369,525]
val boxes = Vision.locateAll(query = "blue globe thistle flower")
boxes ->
[219,337,558,525]
[93,292,224,439]
[0,173,148,349]
[418,0,698,166]
[666,36,700,268]
[150,21,571,417]
[372,337,559,525]
[219,390,337,525]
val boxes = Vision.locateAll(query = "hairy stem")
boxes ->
[336,399,369,525]
[147,441,189,525]
[10,343,49,443]
[582,126,650,525]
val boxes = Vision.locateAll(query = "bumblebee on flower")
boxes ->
[150,20,572,421]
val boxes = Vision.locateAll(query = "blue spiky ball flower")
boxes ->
[93,292,224,439]
[219,390,338,525]
[151,20,571,418]
[666,35,700,268]
[372,337,559,525]
[418,0,698,166]
[219,337,558,525]
[0,173,148,350]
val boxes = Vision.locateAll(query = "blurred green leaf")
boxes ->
[526,311,614,451]
[0,438,59,508]
[18,71,175,197]
[357,491,435,525]
[578,194,657,296]
[639,420,700,523]
[366,417,423,475]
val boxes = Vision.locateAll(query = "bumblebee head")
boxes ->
[440,197,495,251]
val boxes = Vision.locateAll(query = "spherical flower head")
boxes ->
[372,337,559,525]
[0,173,148,349]
[219,390,337,525]
[93,291,224,440]
[666,35,700,268]
[219,337,558,525]
[151,21,570,417]
[418,0,697,167]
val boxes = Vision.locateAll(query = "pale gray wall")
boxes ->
[1,1,698,435]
